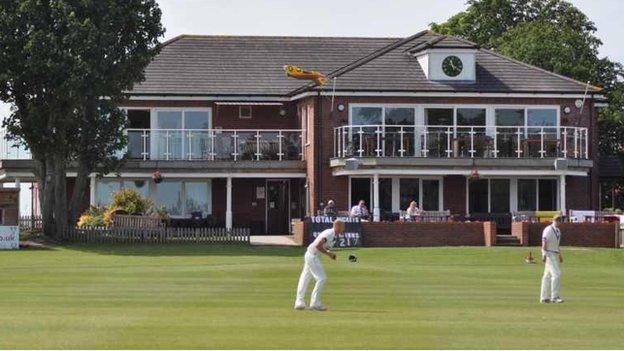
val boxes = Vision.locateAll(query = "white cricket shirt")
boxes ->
[307,228,336,256]
[542,224,561,253]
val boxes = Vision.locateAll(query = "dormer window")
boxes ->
[413,48,476,82]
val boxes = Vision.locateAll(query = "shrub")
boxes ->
[77,206,107,228]
[110,188,152,215]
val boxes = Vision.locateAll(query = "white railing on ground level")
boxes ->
[334,125,589,159]
[126,128,304,161]
[62,226,250,244]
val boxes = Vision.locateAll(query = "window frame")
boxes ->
[238,106,252,119]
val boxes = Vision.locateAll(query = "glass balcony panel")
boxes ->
[258,131,280,160]
[236,132,257,160]
[281,131,302,160]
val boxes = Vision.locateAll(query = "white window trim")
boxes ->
[348,103,560,130]
[239,106,252,119]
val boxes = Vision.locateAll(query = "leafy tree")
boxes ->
[0,0,163,236]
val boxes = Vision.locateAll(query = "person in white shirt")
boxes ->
[540,214,564,303]
[405,201,422,220]
[294,219,345,311]
[350,200,369,220]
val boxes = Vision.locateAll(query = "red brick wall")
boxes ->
[361,222,488,247]
[212,178,266,231]
[292,220,304,245]
[483,221,497,246]
[511,222,530,246]
[212,105,298,129]
[566,176,590,210]
[513,222,617,248]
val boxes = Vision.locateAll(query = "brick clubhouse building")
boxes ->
[0,30,608,235]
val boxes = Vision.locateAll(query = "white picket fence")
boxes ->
[62,226,250,244]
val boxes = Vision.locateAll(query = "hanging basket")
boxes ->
[468,168,480,182]
[152,170,163,184]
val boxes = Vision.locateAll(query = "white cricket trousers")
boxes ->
[540,252,561,300]
[295,251,327,307]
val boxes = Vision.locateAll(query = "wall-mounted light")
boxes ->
[279,108,287,117]
[575,99,584,109]
[563,106,571,114]
[337,104,345,112]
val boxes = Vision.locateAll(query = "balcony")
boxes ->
[334,125,589,159]
[126,128,304,161]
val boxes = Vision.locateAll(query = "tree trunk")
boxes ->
[41,158,56,237]
[69,158,90,225]
[52,155,68,237]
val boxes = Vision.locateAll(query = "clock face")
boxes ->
[442,55,463,77]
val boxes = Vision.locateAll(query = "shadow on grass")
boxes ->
[60,242,305,257]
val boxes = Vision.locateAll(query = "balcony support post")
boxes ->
[226,177,233,231]
[559,173,566,215]
[372,173,380,222]
[562,129,568,158]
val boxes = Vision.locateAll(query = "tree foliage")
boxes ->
[0,0,164,235]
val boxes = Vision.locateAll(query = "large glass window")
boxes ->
[422,179,440,210]
[95,180,120,206]
[490,179,510,213]
[495,109,524,126]
[527,109,557,127]
[538,179,557,211]
[185,181,211,217]
[155,181,183,216]
[384,107,415,125]
[185,111,210,129]
[351,107,382,125]
[469,179,489,213]
[425,108,453,126]
[399,178,420,210]
[517,179,537,211]
[350,178,371,208]
[457,108,486,126]
[122,179,149,198]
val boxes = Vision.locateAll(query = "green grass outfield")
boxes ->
[1,244,623,349]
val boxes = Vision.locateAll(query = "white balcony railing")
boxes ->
[334,125,589,159]
[126,128,304,161]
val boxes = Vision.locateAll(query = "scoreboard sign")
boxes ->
[308,216,361,247]
[0,226,19,250]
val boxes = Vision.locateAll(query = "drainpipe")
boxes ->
[315,91,322,213]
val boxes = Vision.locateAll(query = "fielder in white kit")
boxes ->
[294,219,345,311]
[540,214,564,303]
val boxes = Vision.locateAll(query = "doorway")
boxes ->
[266,180,290,235]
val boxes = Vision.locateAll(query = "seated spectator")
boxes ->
[350,200,370,220]
[405,201,422,220]
[323,200,337,219]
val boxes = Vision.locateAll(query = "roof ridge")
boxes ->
[326,30,430,79]
[162,34,402,40]
[403,34,446,53]
[480,47,602,92]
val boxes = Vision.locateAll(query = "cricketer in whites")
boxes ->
[540,214,564,304]
[294,219,345,311]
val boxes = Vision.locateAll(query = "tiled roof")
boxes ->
[130,31,601,97]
